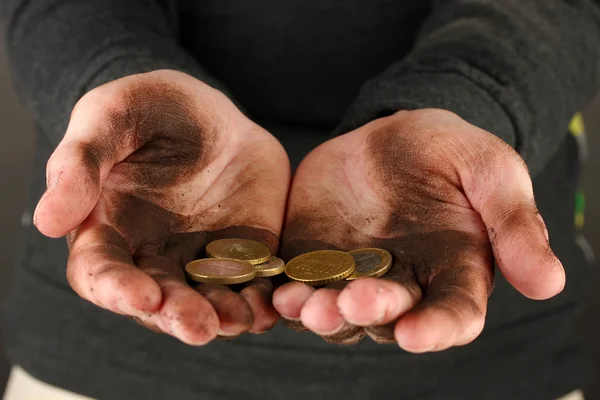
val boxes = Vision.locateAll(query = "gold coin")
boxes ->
[185,258,256,285]
[206,238,271,265]
[346,248,393,280]
[254,256,285,278]
[285,250,355,286]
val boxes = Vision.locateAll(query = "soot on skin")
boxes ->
[98,158,281,273]
[283,230,492,298]
[366,124,466,217]
[158,225,279,268]
[83,77,279,263]
[280,237,340,261]
[87,79,218,190]
[321,325,366,346]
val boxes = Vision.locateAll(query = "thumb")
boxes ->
[34,93,136,238]
[462,136,565,300]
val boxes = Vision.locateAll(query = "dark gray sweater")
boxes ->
[1,1,599,399]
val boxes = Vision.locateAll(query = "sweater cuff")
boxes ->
[334,71,518,150]
[44,43,232,146]
[81,46,230,100]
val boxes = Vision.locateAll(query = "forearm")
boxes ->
[337,0,600,176]
[0,0,227,146]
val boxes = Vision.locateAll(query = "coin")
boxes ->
[346,248,393,280]
[206,238,271,265]
[285,250,355,286]
[254,256,285,278]
[185,258,256,285]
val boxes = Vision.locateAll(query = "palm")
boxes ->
[284,124,490,271]
[97,125,287,263]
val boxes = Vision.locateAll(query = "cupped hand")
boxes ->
[34,70,291,344]
[274,109,564,351]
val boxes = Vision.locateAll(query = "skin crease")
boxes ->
[35,70,290,345]
[273,109,565,351]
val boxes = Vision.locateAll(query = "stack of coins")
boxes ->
[185,239,392,287]
[185,238,285,285]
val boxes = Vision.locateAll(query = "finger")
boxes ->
[301,288,345,335]
[273,281,315,321]
[195,284,254,337]
[337,277,421,327]
[463,142,565,299]
[300,288,365,345]
[66,222,162,316]
[138,255,219,345]
[201,227,282,336]
[203,227,281,335]
[395,265,491,353]
[34,91,139,238]
[337,261,422,344]
[240,278,279,333]
[274,239,342,335]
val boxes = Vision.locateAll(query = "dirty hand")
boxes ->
[34,70,291,344]
[274,109,564,351]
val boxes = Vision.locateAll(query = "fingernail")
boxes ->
[33,175,61,225]
[316,321,348,336]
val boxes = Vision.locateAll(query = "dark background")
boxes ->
[0,42,598,396]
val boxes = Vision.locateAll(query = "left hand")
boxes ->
[273,109,565,351]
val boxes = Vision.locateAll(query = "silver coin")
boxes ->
[346,248,392,280]
[352,252,383,274]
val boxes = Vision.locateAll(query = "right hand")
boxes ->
[34,70,291,345]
